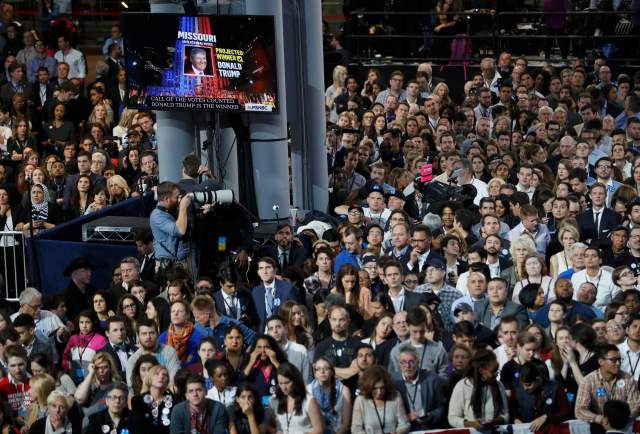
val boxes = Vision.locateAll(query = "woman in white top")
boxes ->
[205,359,237,406]
[512,253,554,304]
[448,348,509,430]
[325,66,347,123]
[269,362,324,434]
[307,357,351,434]
[549,225,579,279]
[351,366,410,434]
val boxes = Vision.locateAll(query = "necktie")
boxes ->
[266,287,274,316]
[227,295,238,318]
[281,252,289,270]
[113,344,124,352]
[594,211,601,237]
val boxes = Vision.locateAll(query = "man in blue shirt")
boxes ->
[150,181,192,273]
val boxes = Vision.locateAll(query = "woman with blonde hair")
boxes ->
[74,351,121,415]
[550,224,579,278]
[131,365,174,433]
[107,174,130,204]
[113,107,139,139]
[29,390,81,434]
[326,65,347,122]
[433,82,454,106]
[24,373,56,429]
[88,101,114,130]
[501,235,537,293]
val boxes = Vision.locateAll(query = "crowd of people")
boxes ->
[0,2,640,434]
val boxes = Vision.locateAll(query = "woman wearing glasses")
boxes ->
[308,357,351,434]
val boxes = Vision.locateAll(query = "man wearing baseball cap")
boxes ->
[416,257,463,332]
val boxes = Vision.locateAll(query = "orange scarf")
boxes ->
[167,322,193,361]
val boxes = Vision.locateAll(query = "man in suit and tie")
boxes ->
[134,229,156,283]
[260,223,307,272]
[213,264,257,328]
[31,67,53,110]
[577,182,621,244]
[184,47,213,76]
[406,225,445,275]
[107,68,127,124]
[97,316,136,378]
[104,42,123,87]
[108,257,158,309]
[251,257,298,332]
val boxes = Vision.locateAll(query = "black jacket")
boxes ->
[213,288,257,327]
[260,244,307,270]
[576,207,621,244]
[63,280,98,321]
[86,408,133,434]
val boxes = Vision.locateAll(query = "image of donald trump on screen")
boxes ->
[184,46,214,76]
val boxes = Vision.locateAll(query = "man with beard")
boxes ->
[336,343,376,401]
[627,199,640,230]
[533,278,597,327]
[125,318,180,384]
[259,223,307,271]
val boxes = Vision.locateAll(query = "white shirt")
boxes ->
[467,177,488,206]
[571,268,620,309]
[618,340,640,381]
[363,207,391,227]
[221,291,240,319]
[206,386,236,406]
[54,48,86,79]
[389,287,406,313]
[516,184,535,200]
[11,309,63,341]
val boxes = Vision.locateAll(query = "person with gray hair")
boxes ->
[29,389,81,434]
[393,343,448,430]
[421,213,442,234]
[109,256,158,306]
[11,287,67,341]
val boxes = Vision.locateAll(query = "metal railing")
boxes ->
[343,9,640,63]
[0,231,28,301]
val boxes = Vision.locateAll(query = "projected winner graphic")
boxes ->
[124,14,278,113]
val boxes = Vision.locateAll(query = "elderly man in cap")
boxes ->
[62,257,98,320]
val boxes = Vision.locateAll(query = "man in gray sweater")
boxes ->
[388,307,448,377]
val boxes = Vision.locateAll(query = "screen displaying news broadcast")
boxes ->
[123,14,278,113]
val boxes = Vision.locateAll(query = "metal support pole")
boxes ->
[244,0,290,220]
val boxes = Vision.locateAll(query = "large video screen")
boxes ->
[123,14,278,113]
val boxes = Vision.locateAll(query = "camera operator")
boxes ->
[150,181,194,277]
